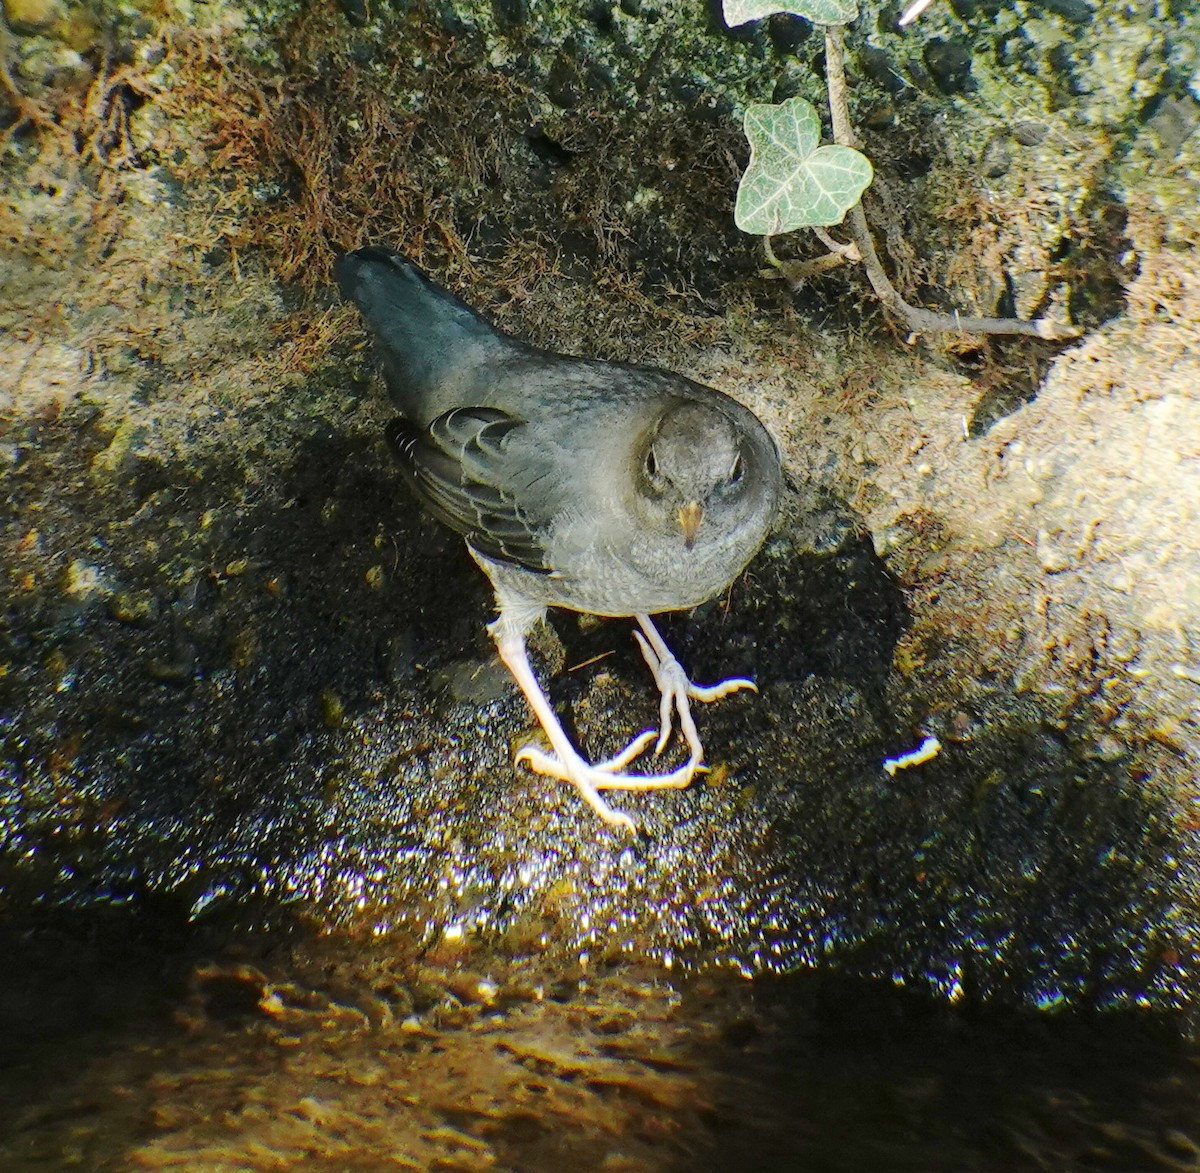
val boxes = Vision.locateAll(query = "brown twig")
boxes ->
[816,25,1079,341]
[0,44,64,148]
[760,232,857,283]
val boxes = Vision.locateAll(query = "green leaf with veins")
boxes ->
[735,96,873,235]
[722,0,858,27]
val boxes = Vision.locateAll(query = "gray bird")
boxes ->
[336,246,783,831]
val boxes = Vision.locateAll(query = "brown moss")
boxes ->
[153,4,753,357]
[3,0,767,389]
[164,20,433,285]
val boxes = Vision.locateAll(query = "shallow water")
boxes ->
[1,917,1197,1172]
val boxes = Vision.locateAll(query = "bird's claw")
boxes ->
[594,728,659,773]
[514,740,702,792]
[514,737,703,833]
[632,627,757,761]
[494,617,755,831]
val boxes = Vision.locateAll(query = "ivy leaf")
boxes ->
[735,96,873,234]
[722,0,858,27]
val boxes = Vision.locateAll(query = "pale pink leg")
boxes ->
[632,613,757,764]
[493,628,702,831]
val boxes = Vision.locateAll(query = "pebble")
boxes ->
[321,689,346,728]
[1145,96,1200,157]
[147,641,195,684]
[107,589,158,625]
[1087,734,1125,763]
[979,133,1011,178]
[434,658,515,706]
[1012,120,1048,146]
[15,43,89,88]
[2,0,60,34]
[64,559,111,600]
[378,630,417,685]
[1035,531,1071,573]
[1031,0,1093,24]
[923,37,974,95]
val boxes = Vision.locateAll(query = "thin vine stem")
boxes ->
[818,25,1079,341]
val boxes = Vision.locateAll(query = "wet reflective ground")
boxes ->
[1,405,1180,1009]
[1,372,1191,1171]
[0,915,1197,1172]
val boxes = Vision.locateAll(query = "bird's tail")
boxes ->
[335,246,510,419]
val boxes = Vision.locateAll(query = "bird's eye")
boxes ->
[728,453,744,484]
[645,448,658,479]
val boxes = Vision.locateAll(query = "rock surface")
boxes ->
[1,0,1199,1165]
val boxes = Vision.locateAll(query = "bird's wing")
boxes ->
[386,409,555,574]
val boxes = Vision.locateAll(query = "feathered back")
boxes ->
[335,247,513,422]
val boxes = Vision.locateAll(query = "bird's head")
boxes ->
[635,400,752,550]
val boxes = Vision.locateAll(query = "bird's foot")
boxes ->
[514,734,703,832]
[633,618,756,761]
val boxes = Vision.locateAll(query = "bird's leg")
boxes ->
[632,613,757,764]
[491,624,700,832]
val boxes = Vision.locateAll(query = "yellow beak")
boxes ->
[678,500,703,549]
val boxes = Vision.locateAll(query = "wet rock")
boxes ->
[923,37,974,95]
[0,0,1191,1069]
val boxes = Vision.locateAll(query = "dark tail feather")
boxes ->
[335,247,507,418]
